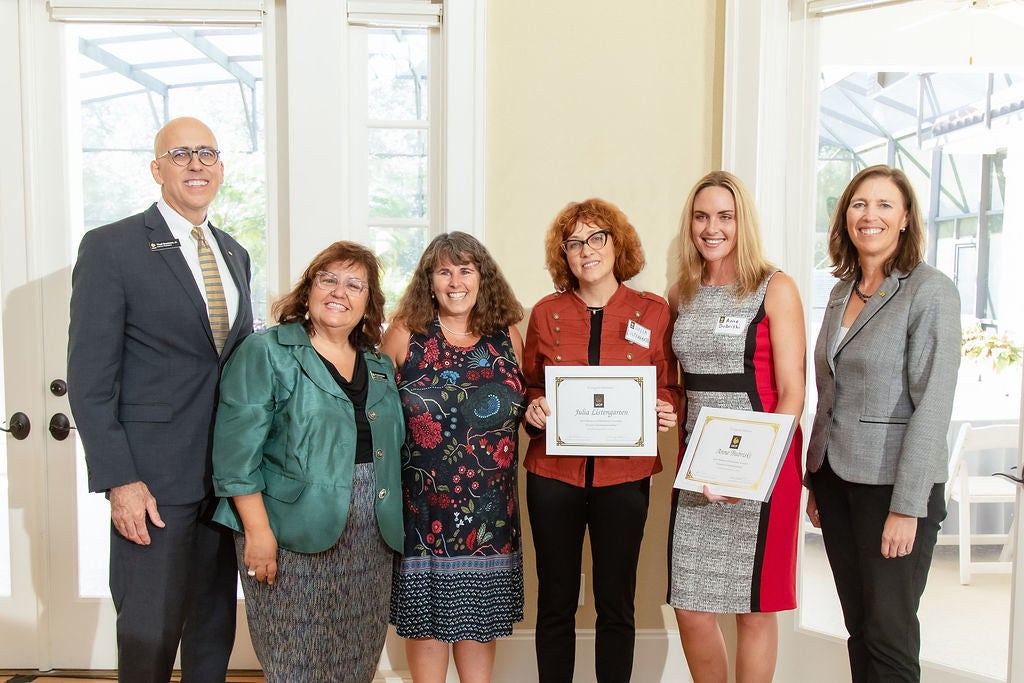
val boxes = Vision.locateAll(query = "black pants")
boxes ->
[109,497,237,683]
[810,460,945,683]
[527,471,650,683]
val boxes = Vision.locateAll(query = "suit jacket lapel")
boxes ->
[280,324,347,400]
[823,283,849,373]
[144,204,210,328]
[835,269,905,357]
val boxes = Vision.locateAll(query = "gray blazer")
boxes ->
[806,262,960,517]
[68,203,253,504]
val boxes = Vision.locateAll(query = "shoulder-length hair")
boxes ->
[272,241,386,350]
[390,231,524,336]
[543,198,645,292]
[676,171,773,305]
[827,164,925,280]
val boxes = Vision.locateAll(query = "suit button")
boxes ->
[375,448,384,459]
[553,313,560,320]
[368,411,377,420]
[378,488,387,499]
[555,355,562,362]
[626,353,633,360]
[554,339,560,346]
[554,326,560,332]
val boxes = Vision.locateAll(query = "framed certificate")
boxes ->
[672,406,796,502]
[544,365,657,456]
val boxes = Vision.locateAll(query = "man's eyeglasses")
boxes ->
[560,230,611,255]
[156,147,221,167]
[314,271,369,296]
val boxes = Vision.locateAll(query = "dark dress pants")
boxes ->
[109,497,237,683]
[810,459,946,683]
[527,471,650,683]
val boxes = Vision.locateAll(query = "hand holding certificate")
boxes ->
[673,406,796,502]
[544,365,658,456]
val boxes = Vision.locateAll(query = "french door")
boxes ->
[0,0,269,669]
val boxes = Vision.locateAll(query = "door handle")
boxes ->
[1,412,31,440]
[48,413,77,441]
[993,469,1024,487]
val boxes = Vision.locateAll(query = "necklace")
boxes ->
[853,280,873,304]
[437,317,472,336]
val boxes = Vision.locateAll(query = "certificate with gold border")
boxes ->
[672,406,796,502]
[544,365,657,456]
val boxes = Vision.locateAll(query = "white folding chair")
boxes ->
[945,422,1019,585]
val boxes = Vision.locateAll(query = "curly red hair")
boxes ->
[543,198,645,292]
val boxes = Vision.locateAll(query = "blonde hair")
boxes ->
[676,171,773,305]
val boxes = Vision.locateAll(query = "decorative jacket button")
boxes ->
[555,355,562,362]
[626,353,633,361]
[553,313,560,320]
[554,339,560,346]
[554,326,560,332]
[635,310,641,317]
[375,448,384,459]
[368,411,377,420]
[378,488,387,499]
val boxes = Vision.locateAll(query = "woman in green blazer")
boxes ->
[212,241,404,682]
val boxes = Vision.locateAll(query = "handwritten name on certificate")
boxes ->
[545,365,657,456]
[672,406,796,502]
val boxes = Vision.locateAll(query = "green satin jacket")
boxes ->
[211,322,404,553]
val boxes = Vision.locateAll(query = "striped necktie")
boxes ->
[191,225,229,354]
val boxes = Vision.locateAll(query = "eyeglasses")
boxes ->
[314,271,369,296]
[560,230,611,255]
[156,147,221,167]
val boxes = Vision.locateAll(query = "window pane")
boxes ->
[367,28,429,121]
[368,128,428,219]
[370,226,429,309]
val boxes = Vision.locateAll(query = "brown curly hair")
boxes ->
[390,231,524,336]
[543,198,645,292]
[272,241,386,350]
[827,165,925,280]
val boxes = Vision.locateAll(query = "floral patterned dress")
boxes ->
[389,321,526,642]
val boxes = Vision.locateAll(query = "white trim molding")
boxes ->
[47,0,265,24]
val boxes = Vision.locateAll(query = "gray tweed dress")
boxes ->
[668,273,801,614]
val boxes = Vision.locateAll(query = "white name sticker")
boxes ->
[714,315,746,336]
[625,319,651,348]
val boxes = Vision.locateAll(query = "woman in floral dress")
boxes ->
[383,231,526,683]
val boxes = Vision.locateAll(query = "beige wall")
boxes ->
[485,0,724,632]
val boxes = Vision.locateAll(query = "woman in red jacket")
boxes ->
[523,198,678,682]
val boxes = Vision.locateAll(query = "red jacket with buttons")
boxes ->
[523,284,679,487]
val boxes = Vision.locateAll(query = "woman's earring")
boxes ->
[304,310,310,320]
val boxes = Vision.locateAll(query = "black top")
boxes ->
[318,349,373,464]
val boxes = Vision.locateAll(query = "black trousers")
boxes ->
[810,459,945,683]
[109,497,237,683]
[527,471,650,683]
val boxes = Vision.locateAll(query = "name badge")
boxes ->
[714,315,746,336]
[370,371,388,382]
[625,319,651,348]
[150,239,182,251]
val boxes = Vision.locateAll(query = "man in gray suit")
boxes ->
[68,117,253,682]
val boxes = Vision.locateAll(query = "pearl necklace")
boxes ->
[437,317,472,336]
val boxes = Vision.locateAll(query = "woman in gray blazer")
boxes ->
[805,165,961,682]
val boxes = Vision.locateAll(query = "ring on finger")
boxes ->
[247,568,257,576]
